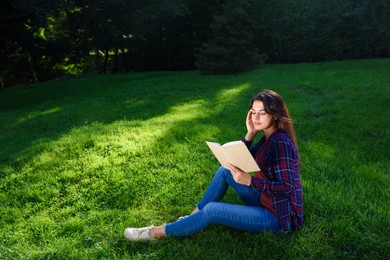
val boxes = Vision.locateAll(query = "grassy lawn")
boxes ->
[1,59,389,259]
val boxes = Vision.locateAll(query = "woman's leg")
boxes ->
[197,166,261,210]
[165,202,283,237]
[126,167,281,241]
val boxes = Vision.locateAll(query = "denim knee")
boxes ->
[201,202,219,220]
[216,166,229,177]
[216,166,235,184]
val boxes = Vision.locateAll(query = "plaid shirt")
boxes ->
[243,131,304,231]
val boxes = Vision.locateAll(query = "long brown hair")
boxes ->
[250,90,299,151]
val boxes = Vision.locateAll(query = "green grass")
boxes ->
[1,59,389,259]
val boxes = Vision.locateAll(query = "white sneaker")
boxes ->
[124,225,155,241]
[177,215,189,221]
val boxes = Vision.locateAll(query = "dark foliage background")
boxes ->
[1,0,389,87]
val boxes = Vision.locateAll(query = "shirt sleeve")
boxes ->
[250,137,297,194]
[242,137,253,148]
[242,137,262,158]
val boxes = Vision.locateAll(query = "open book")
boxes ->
[206,141,260,173]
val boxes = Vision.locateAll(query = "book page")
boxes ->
[206,142,229,168]
[206,141,260,172]
[221,141,260,172]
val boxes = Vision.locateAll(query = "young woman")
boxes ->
[124,89,304,241]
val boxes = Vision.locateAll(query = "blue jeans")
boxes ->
[165,167,285,237]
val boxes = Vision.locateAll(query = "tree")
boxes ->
[0,0,65,87]
[1,0,389,87]
[196,0,260,74]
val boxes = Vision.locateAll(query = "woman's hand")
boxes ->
[245,109,258,141]
[228,163,252,186]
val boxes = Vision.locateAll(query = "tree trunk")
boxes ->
[102,49,109,74]
[95,48,101,73]
[122,48,129,72]
[113,48,119,73]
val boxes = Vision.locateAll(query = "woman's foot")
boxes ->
[177,206,199,221]
[124,226,155,241]
[177,215,189,220]
[124,225,166,242]
[191,207,199,215]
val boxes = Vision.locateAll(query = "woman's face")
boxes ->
[250,100,276,132]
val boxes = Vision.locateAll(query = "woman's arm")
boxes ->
[228,163,252,186]
[251,137,298,194]
[245,109,258,141]
[243,109,264,157]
